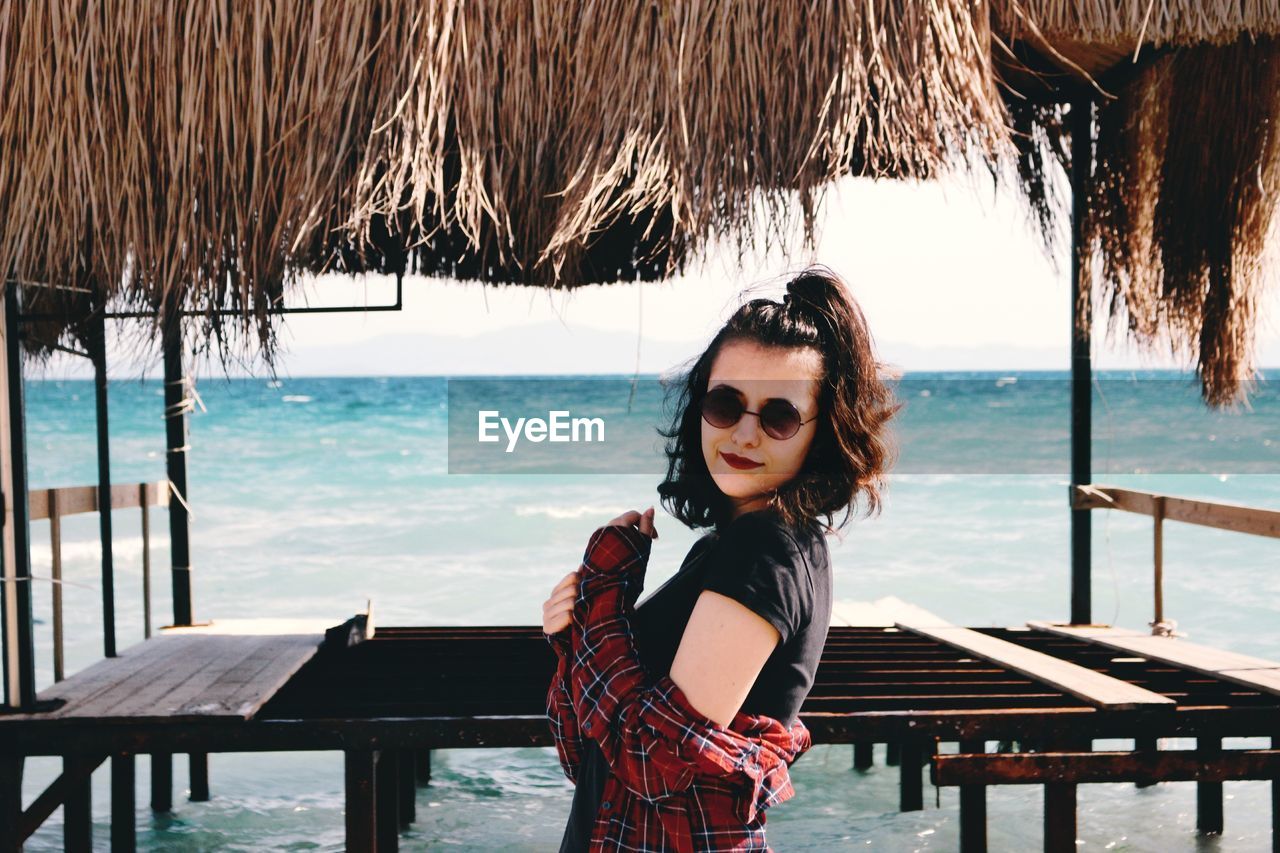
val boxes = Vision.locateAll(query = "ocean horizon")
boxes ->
[16,369,1280,850]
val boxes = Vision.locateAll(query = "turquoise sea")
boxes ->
[16,370,1280,851]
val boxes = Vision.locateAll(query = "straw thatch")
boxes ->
[2,2,1279,404]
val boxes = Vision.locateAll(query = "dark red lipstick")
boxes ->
[721,451,764,470]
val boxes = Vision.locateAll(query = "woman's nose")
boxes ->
[732,412,762,447]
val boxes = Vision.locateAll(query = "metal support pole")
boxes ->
[111,753,135,851]
[89,307,117,657]
[376,749,400,851]
[1044,782,1077,853]
[1069,96,1094,626]
[150,752,172,812]
[397,749,415,828]
[64,754,93,852]
[189,752,209,801]
[163,310,192,626]
[2,283,36,708]
[346,750,377,853]
[958,739,988,852]
[0,755,22,853]
[899,739,924,811]
[1197,736,1224,834]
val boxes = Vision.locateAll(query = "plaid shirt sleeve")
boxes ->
[544,628,583,783]
[568,523,812,825]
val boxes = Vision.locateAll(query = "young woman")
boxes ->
[542,266,899,851]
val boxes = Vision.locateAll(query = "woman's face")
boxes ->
[701,339,823,518]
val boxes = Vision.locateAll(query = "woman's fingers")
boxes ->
[637,506,658,539]
[551,569,579,595]
[547,584,577,608]
[609,507,659,539]
[542,594,574,633]
[608,510,643,527]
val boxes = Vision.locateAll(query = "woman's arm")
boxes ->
[545,628,584,783]
[568,523,810,821]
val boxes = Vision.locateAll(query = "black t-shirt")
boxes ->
[559,509,832,852]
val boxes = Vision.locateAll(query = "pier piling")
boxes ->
[111,753,135,851]
[958,739,987,852]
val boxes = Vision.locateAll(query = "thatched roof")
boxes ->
[1,2,1278,405]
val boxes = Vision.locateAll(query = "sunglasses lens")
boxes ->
[760,399,802,440]
[701,388,743,429]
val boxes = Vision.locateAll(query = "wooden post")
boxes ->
[1152,496,1165,628]
[50,488,64,681]
[376,749,400,851]
[189,752,209,801]
[346,750,377,853]
[1044,782,1077,853]
[886,742,901,766]
[958,739,987,853]
[900,739,924,811]
[1069,94,1094,626]
[64,754,93,852]
[1197,736,1223,834]
[1,283,37,709]
[140,483,151,639]
[111,753,135,852]
[415,750,432,786]
[397,749,415,827]
[151,752,172,812]
[853,742,873,770]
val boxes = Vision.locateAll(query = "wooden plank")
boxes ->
[1028,621,1280,697]
[897,622,1174,710]
[174,635,321,718]
[934,749,1280,786]
[1073,485,1280,539]
[46,636,266,719]
[28,481,169,521]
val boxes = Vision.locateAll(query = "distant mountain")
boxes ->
[28,319,1280,379]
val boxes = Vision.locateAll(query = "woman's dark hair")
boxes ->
[657,265,901,534]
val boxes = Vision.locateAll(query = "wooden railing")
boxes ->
[1074,484,1280,635]
[28,481,170,681]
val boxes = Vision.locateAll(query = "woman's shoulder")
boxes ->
[718,509,830,570]
[724,508,827,545]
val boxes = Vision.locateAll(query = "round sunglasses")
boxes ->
[699,386,817,440]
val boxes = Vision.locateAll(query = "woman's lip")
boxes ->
[721,451,764,470]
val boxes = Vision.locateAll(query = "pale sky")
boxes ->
[37,172,1280,379]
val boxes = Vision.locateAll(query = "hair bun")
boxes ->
[784,267,841,324]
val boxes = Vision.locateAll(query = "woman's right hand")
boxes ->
[542,569,580,635]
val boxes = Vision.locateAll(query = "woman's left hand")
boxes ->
[607,506,659,540]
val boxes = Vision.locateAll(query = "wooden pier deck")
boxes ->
[4,619,335,724]
[2,617,1278,852]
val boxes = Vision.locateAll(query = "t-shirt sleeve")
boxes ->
[700,514,813,646]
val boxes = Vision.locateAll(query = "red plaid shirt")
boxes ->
[545,523,812,852]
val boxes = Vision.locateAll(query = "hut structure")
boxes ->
[1,2,1279,851]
